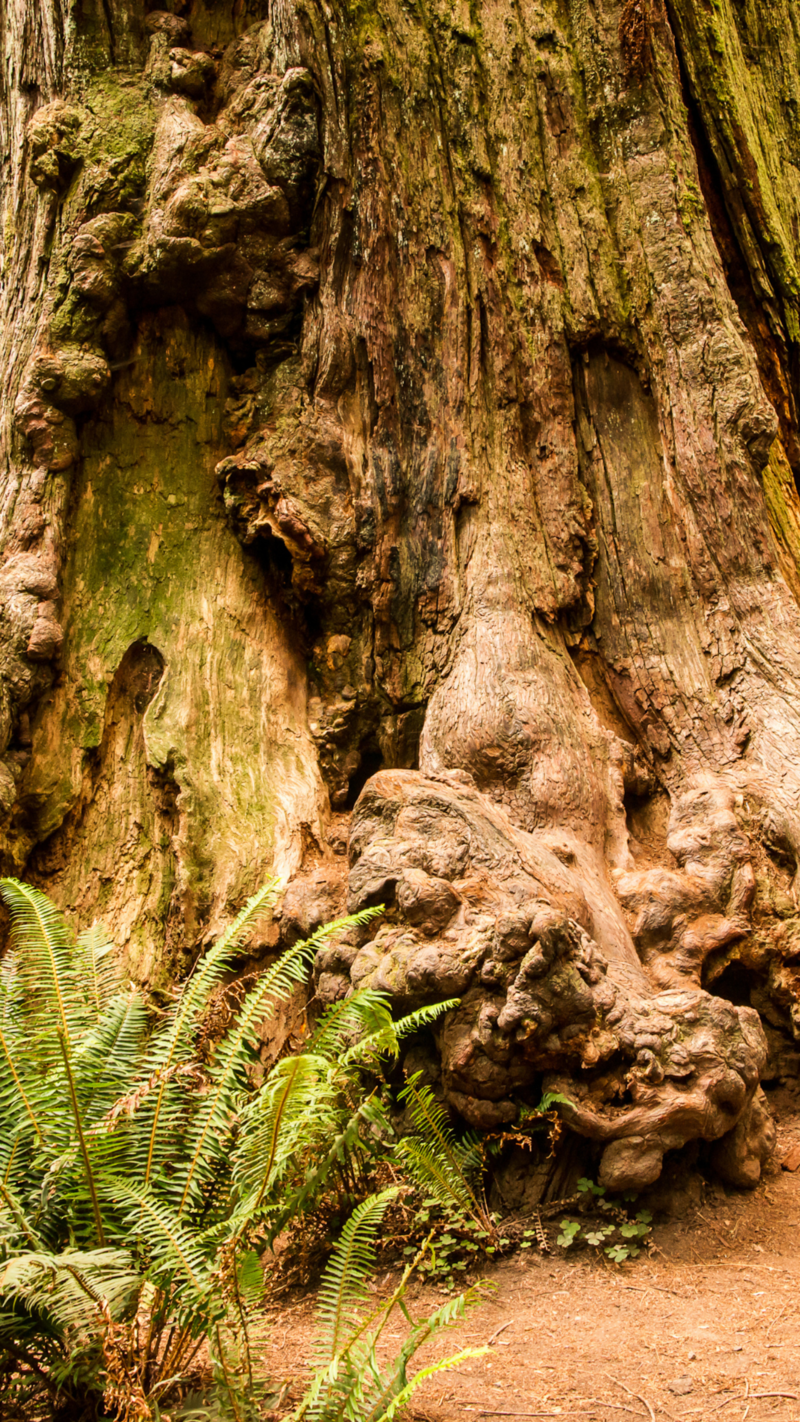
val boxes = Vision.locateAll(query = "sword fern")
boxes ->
[0,876,484,1419]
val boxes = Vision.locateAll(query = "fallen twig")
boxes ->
[605,1373,656,1422]
[587,1399,678,1422]
[473,1413,590,1419]
[469,1411,590,1419]
[622,1282,684,1297]
[766,1303,790,1337]
[701,1385,798,1414]
[701,1395,740,1415]
[586,1403,655,1417]
[487,1320,513,1345]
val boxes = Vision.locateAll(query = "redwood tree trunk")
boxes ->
[2,0,800,1191]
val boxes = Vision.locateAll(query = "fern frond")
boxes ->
[102,1179,209,1291]
[284,903,384,995]
[206,880,285,967]
[0,1019,47,1148]
[0,1179,43,1250]
[135,879,282,1190]
[388,1284,484,1380]
[392,998,459,1040]
[289,1188,399,1422]
[0,879,85,1056]
[397,1075,485,1225]
[374,1348,486,1422]
[396,1139,475,1217]
[75,922,122,1021]
[292,1233,484,1422]
[399,1074,482,1172]
[262,1095,392,1243]
[171,912,380,1219]
[0,1248,138,1339]
[76,987,149,1126]
[339,997,460,1073]
[172,932,317,1217]
[232,1053,329,1216]
[55,1033,107,1247]
[314,1188,398,1363]
[307,904,385,941]
[308,990,394,1060]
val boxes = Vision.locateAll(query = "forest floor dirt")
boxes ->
[259,1083,800,1422]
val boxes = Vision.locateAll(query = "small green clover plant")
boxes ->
[404,1201,499,1291]
[555,1178,653,1262]
[556,1219,581,1249]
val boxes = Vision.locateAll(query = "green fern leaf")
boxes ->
[397,1075,486,1227]
[233,1053,329,1214]
[0,1247,139,1341]
[339,997,459,1073]
[0,879,86,1056]
[134,879,282,1191]
[102,1179,210,1291]
[308,990,394,1060]
[374,1347,486,1422]
[315,1188,398,1363]
[173,932,317,1217]
[75,922,123,1021]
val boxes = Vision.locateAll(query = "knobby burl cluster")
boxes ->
[312,771,773,1191]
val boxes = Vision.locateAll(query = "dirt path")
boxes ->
[260,1092,800,1421]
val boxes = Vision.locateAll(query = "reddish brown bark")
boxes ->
[2,0,800,1189]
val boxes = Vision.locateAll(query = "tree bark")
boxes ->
[2,0,800,1189]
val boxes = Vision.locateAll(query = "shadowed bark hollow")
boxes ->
[2,0,800,1190]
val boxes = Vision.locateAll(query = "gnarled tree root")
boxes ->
[320,769,775,1191]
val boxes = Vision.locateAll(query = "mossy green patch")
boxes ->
[22,316,323,979]
[762,437,800,603]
